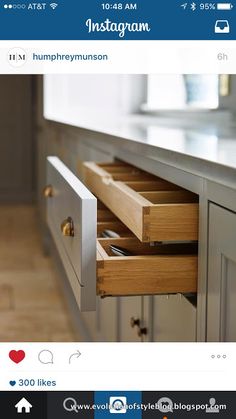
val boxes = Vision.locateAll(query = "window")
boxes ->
[44,74,234,129]
[144,75,219,111]
[44,75,146,126]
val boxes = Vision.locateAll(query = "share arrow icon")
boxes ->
[69,350,82,364]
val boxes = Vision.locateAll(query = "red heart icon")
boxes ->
[9,350,25,364]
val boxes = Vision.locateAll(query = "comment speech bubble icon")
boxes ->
[38,350,54,365]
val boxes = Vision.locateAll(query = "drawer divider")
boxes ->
[83,161,199,243]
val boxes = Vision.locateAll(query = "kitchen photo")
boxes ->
[1,74,236,343]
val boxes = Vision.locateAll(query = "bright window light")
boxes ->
[146,75,219,110]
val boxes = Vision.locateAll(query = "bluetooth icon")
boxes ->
[190,2,197,11]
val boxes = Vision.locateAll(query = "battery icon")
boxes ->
[217,3,234,9]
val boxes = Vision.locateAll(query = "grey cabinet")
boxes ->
[45,153,198,342]
[153,295,196,342]
[207,203,236,342]
[119,297,143,342]
[97,297,119,342]
[41,122,198,342]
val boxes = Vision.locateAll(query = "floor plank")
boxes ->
[0,205,77,342]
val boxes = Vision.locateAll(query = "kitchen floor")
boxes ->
[0,205,77,341]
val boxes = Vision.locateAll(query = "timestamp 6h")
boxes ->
[101,3,137,10]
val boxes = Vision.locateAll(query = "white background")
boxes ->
[1,343,236,391]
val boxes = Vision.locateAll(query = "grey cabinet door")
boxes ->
[119,297,142,342]
[207,203,236,342]
[153,295,196,342]
[46,157,97,311]
[97,297,119,342]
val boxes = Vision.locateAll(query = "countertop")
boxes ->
[47,111,236,188]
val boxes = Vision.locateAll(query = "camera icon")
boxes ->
[109,397,127,414]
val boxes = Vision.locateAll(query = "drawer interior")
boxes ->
[97,200,134,238]
[96,202,198,298]
[98,237,197,257]
[98,162,157,181]
[83,161,199,242]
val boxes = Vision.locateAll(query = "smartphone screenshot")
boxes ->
[0,0,236,417]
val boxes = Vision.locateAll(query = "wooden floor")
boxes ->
[0,205,77,341]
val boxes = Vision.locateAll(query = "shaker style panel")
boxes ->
[207,203,236,342]
[153,295,197,342]
[83,161,199,242]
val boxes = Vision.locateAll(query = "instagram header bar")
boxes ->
[0,1,236,40]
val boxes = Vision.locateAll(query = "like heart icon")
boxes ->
[9,350,25,364]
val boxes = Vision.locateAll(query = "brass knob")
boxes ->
[61,217,74,237]
[137,327,148,337]
[43,185,53,198]
[130,317,140,328]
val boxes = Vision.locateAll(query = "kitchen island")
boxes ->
[38,113,236,342]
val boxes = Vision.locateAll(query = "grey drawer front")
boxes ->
[46,156,97,311]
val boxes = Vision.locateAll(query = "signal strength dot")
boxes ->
[50,3,58,10]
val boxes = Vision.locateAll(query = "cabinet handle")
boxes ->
[137,327,148,337]
[61,217,74,237]
[43,185,53,198]
[130,317,140,328]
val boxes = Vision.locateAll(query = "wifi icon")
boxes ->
[50,3,58,10]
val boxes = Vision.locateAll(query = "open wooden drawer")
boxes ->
[83,161,199,242]
[97,201,197,297]
[97,239,197,297]
[46,157,197,312]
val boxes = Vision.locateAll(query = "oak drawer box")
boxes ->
[96,237,197,297]
[83,162,199,242]
[46,157,197,311]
